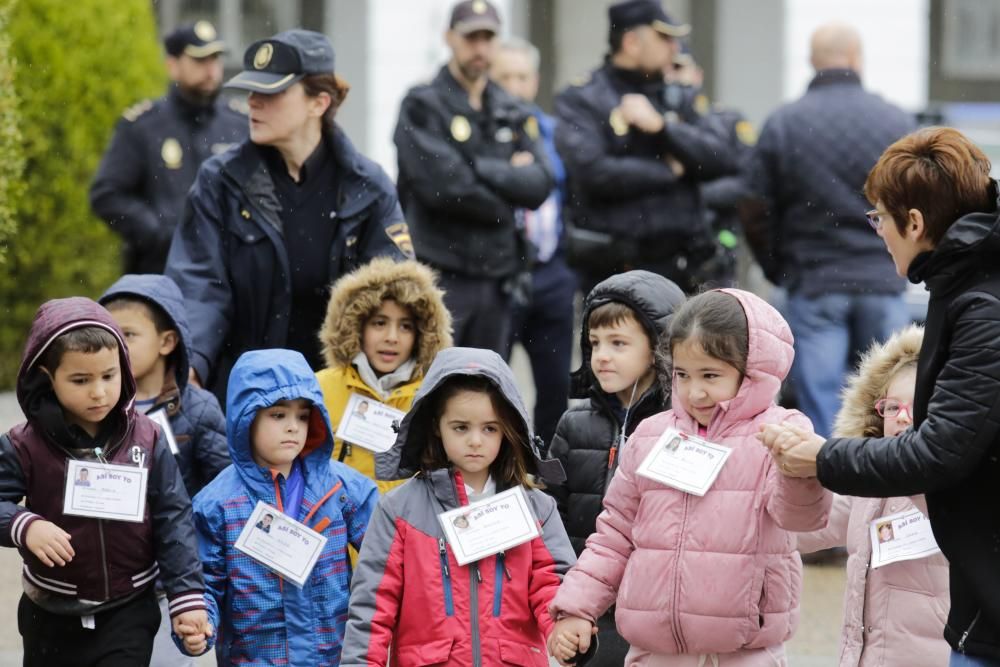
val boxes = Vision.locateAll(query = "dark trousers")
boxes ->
[507,257,577,446]
[593,608,630,666]
[438,271,514,358]
[19,587,160,667]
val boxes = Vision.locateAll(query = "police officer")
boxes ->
[394,0,554,356]
[555,0,736,293]
[90,21,248,274]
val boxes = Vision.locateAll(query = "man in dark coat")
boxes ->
[554,0,736,293]
[90,22,248,274]
[394,0,554,356]
[761,127,1000,662]
[745,23,916,436]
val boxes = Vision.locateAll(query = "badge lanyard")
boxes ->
[608,379,640,471]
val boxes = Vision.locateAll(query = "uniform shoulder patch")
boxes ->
[227,97,250,115]
[122,99,154,122]
[735,120,757,145]
[694,94,710,116]
[385,222,415,258]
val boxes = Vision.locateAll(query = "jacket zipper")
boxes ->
[670,494,689,653]
[958,610,982,653]
[97,520,110,599]
[471,562,482,667]
[438,539,454,616]
[493,551,511,616]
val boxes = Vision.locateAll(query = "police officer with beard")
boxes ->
[555,0,737,293]
[394,0,554,356]
[90,22,248,274]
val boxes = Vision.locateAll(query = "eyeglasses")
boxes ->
[866,209,887,231]
[875,398,913,419]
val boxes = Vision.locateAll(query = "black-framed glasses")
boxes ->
[866,209,887,231]
[875,398,913,419]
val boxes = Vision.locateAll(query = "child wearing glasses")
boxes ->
[795,325,950,667]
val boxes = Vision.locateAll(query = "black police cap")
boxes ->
[164,21,225,58]
[225,29,335,94]
[449,0,501,35]
[608,0,691,38]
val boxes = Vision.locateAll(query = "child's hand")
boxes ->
[173,609,212,655]
[24,520,74,567]
[547,616,596,666]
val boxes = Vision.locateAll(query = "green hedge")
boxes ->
[0,0,22,267]
[0,0,165,388]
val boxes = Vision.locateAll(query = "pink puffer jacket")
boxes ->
[797,325,950,667]
[550,289,832,656]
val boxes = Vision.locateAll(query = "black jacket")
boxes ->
[816,203,1000,658]
[394,66,554,278]
[165,127,411,400]
[546,270,685,554]
[90,86,248,274]
[554,63,736,278]
[745,69,915,295]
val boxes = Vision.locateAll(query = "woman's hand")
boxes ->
[757,423,825,478]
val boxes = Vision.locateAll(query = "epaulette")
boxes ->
[122,99,154,122]
[227,97,250,115]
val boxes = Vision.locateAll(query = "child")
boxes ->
[0,297,207,666]
[794,325,950,667]
[183,348,378,665]
[100,274,231,667]
[316,257,452,494]
[547,270,685,665]
[549,289,832,667]
[100,274,229,498]
[340,347,576,667]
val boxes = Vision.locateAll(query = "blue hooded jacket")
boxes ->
[189,349,378,665]
[100,274,229,497]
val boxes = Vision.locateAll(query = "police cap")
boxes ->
[608,0,691,39]
[164,21,225,59]
[225,29,335,95]
[449,0,501,35]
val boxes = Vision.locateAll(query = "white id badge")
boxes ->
[438,487,541,566]
[869,508,941,569]
[234,501,328,587]
[63,459,148,523]
[146,409,179,455]
[334,393,406,454]
[635,428,732,496]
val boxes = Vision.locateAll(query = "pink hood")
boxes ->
[551,289,831,656]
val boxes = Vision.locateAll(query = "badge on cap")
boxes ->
[523,115,539,141]
[609,108,629,137]
[194,21,217,42]
[472,0,488,13]
[161,138,183,169]
[254,43,273,69]
[451,115,472,142]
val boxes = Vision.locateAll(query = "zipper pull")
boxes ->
[475,563,482,584]
[608,445,617,470]
[500,552,512,580]
[438,538,450,577]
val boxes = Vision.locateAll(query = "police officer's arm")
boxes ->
[702,115,754,212]
[394,95,514,225]
[741,117,785,283]
[660,112,739,182]
[356,167,414,265]
[164,168,234,386]
[554,90,682,200]
[89,119,165,248]
[470,115,554,210]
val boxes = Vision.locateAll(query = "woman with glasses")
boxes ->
[759,126,1000,666]
[796,325,950,667]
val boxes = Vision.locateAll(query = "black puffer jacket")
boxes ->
[546,271,685,554]
[816,201,1000,659]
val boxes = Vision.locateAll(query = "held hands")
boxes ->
[757,423,825,478]
[173,609,213,656]
[25,520,74,567]
[547,616,597,666]
[619,94,665,134]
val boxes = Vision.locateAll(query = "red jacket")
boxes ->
[341,469,576,667]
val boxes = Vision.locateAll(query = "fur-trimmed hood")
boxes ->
[834,324,924,438]
[319,258,452,375]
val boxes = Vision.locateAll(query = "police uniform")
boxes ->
[393,0,554,356]
[555,0,738,293]
[89,22,248,274]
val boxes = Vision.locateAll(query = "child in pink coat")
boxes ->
[548,289,832,667]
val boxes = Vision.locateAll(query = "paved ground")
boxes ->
[0,377,844,665]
